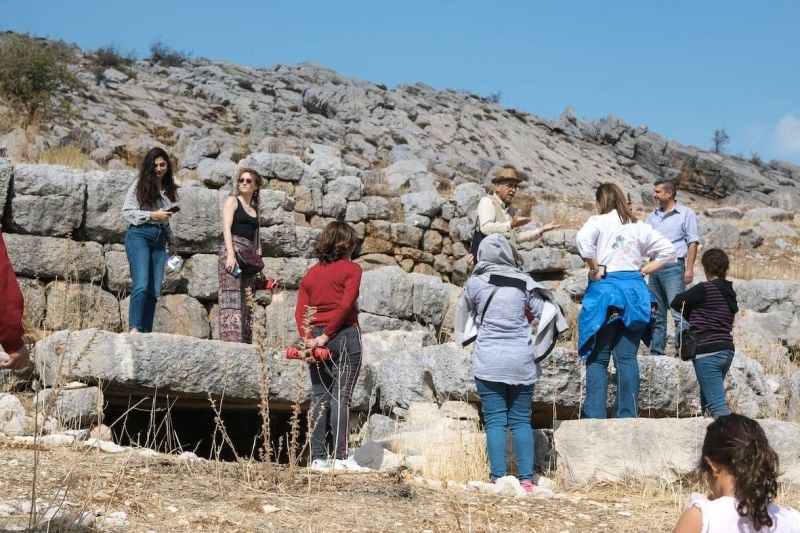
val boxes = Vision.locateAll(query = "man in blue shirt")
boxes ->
[646,179,699,356]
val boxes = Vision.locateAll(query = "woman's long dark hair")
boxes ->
[595,183,636,224]
[700,414,779,530]
[315,221,358,264]
[136,147,177,207]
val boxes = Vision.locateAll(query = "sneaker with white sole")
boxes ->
[309,458,331,471]
[331,457,371,472]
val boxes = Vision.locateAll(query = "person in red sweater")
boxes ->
[295,221,366,472]
[0,228,30,370]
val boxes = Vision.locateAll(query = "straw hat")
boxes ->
[491,166,522,184]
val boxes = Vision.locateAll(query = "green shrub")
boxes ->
[95,44,136,68]
[148,39,191,67]
[0,33,80,125]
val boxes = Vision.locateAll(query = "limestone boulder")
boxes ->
[262,257,313,290]
[183,254,219,301]
[554,417,800,489]
[360,267,415,320]
[518,247,575,273]
[239,152,311,183]
[734,279,800,314]
[196,157,236,188]
[32,329,370,409]
[0,393,27,436]
[0,158,12,221]
[84,169,136,243]
[168,187,226,253]
[3,234,105,283]
[5,164,85,237]
[326,175,362,200]
[153,294,210,338]
[452,182,485,217]
[263,290,300,347]
[104,250,131,294]
[35,386,103,429]
[45,281,122,332]
[18,277,46,329]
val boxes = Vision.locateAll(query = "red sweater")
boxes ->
[295,259,361,339]
[0,229,25,353]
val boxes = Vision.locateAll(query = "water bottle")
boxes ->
[167,255,183,271]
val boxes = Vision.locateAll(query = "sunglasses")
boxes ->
[238,177,253,184]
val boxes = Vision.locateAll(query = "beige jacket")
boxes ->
[476,193,542,246]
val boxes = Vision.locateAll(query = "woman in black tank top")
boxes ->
[218,168,262,343]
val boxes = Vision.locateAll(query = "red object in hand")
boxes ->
[265,278,278,290]
[285,346,332,361]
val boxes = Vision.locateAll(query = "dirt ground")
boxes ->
[0,439,701,533]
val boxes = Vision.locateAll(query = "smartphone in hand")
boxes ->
[166,205,180,213]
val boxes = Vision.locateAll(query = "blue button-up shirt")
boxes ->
[645,203,699,259]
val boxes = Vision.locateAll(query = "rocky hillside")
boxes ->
[0,33,798,209]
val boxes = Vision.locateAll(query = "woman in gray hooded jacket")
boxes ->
[454,234,566,491]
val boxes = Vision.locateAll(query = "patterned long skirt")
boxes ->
[218,235,258,343]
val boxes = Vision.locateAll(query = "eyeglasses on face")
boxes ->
[238,177,253,184]
[499,182,518,190]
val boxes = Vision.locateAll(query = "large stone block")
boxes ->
[0,158,11,221]
[84,169,136,243]
[5,164,85,236]
[360,267,415,320]
[183,254,219,301]
[168,187,227,253]
[32,329,355,408]
[262,257,313,290]
[554,418,800,489]
[18,277,46,329]
[120,294,210,338]
[4,234,105,283]
[104,250,131,294]
[35,386,103,429]
[239,152,311,183]
[45,281,122,332]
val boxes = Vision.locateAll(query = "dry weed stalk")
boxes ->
[247,288,273,469]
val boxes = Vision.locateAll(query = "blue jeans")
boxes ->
[475,378,534,482]
[692,350,734,417]
[582,320,644,419]
[125,224,168,332]
[649,259,687,355]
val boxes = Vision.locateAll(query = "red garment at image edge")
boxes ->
[295,259,361,339]
[0,229,25,353]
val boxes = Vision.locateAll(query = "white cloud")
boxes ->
[773,113,800,156]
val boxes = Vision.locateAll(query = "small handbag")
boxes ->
[678,329,699,361]
[469,227,485,257]
[234,249,264,275]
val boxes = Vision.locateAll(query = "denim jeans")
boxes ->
[582,320,645,419]
[474,377,534,482]
[125,224,168,332]
[649,258,687,355]
[308,326,362,461]
[692,349,734,417]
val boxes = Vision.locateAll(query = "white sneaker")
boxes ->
[331,457,371,472]
[309,458,331,471]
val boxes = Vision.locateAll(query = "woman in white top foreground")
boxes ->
[575,183,676,418]
[674,414,800,533]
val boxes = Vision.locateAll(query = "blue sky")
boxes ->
[3,0,799,163]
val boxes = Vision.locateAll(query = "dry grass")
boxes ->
[34,145,90,169]
[0,439,704,532]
